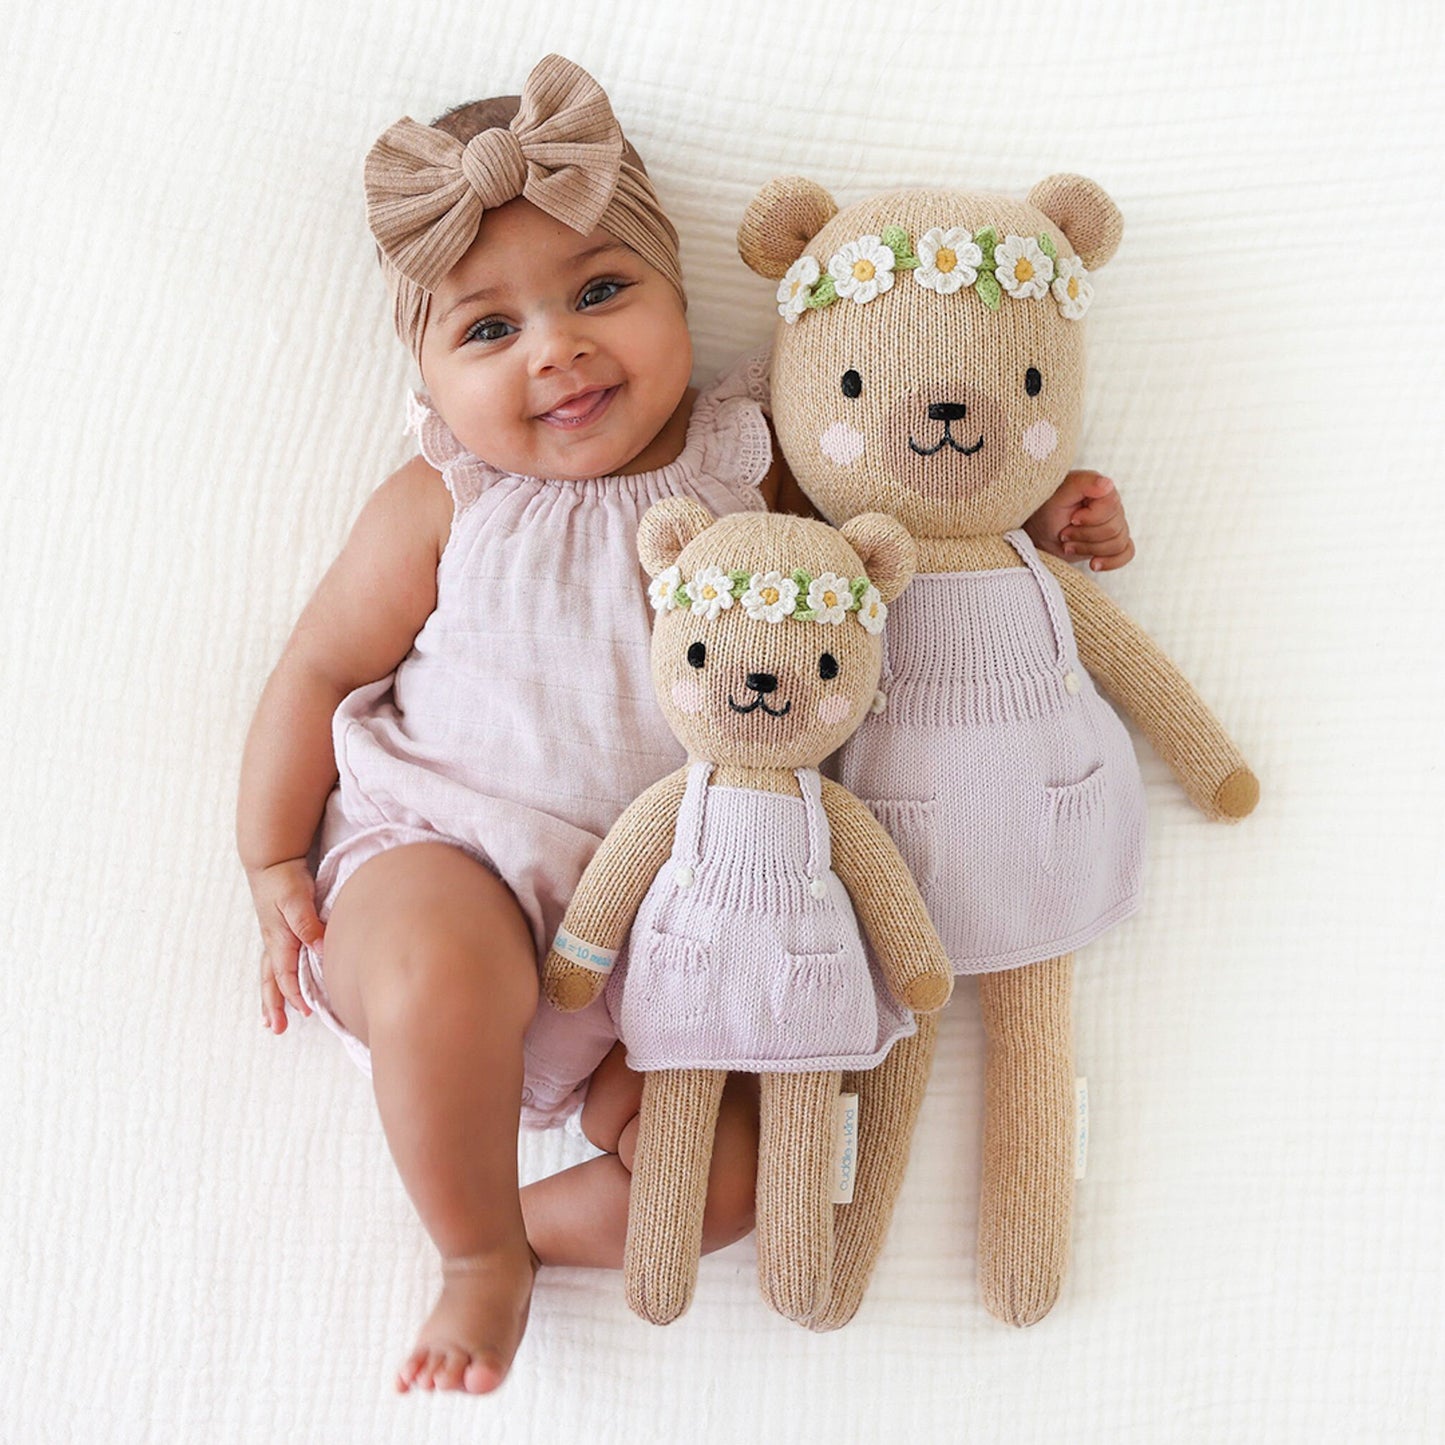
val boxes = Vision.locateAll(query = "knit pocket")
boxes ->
[861,798,939,895]
[772,946,871,1054]
[1039,764,1107,877]
[634,929,712,1028]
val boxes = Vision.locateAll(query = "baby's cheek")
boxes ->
[815,695,854,726]
[671,677,706,714]
[1023,419,1058,461]
[819,422,866,466]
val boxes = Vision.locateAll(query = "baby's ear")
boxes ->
[1027,174,1123,270]
[637,497,716,577]
[737,176,839,280]
[839,513,916,604]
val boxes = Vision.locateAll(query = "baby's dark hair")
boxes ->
[431,95,649,174]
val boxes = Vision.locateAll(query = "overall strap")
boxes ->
[795,768,832,878]
[673,761,714,868]
[1003,528,1073,669]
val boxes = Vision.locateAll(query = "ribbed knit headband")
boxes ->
[364,54,685,360]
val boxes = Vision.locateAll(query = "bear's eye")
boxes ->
[1025,366,1043,397]
[687,641,706,669]
[841,370,862,399]
[818,652,839,680]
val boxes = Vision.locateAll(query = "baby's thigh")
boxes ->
[321,841,537,1046]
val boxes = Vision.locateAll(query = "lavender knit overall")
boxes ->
[834,529,1147,974]
[608,763,914,1071]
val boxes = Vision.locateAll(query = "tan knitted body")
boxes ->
[742,172,1260,1325]
[756,1070,844,1321]
[624,1068,728,1323]
[809,1011,940,1331]
[977,955,1075,1326]
[546,501,951,1326]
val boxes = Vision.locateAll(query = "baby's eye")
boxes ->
[1025,366,1043,397]
[464,317,515,345]
[841,370,862,399]
[579,279,626,309]
[687,641,706,669]
[818,652,839,680]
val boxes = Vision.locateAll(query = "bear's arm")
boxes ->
[542,767,691,1011]
[820,779,952,1013]
[1038,553,1259,822]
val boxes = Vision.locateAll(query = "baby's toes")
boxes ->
[434,1348,469,1392]
[463,1349,508,1395]
[396,1347,429,1393]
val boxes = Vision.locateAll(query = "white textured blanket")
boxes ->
[3,2,1441,1441]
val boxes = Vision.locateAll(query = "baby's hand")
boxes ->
[248,858,322,1034]
[1024,469,1135,572]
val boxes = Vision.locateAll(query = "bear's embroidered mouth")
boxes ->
[728,694,793,718]
[908,429,986,458]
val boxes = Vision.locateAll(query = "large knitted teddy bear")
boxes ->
[738,174,1260,1327]
[542,502,952,1327]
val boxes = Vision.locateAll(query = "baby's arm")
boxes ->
[1024,470,1135,572]
[237,455,453,1032]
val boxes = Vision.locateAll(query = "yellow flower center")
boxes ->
[1014,257,1034,283]
[761,586,780,605]
[823,590,838,608]
[701,584,717,599]
[1067,276,1079,299]
[852,259,876,282]
[935,247,957,273]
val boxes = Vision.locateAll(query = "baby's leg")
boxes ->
[521,1044,759,1267]
[321,842,538,1395]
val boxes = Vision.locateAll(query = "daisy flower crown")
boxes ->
[775,224,1093,324]
[649,563,888,634]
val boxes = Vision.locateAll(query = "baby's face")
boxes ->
[418,199,692,480]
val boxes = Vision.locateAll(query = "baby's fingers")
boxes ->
[260,962,289,1034]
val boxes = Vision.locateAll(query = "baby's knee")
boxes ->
[371,931,538,1037]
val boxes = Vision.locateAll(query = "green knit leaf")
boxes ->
[808,275,838,308]
[975,272,1002,310]
[881,225,920,269]
[792,569,814,592]
[974,227,998,264]
[1038,231,1058,260]
[850,577,870,606]
[673,584,691,609]
[729,570,752,591]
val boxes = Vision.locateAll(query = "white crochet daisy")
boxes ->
[776,255,820,323]
[856,584,888,635]
[828,236,896,305]
[806,572,853,625]
[741,570,800,623]
[687,564,736,620]
[648,564,682,612]
[995,234,1055,300]
[913,226,981,294]
[1051,255,1093,319]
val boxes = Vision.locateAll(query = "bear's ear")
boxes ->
[1028,174,1123,270]
[737,176,839,280]
[637,497,716,577]
[839,513,916,604]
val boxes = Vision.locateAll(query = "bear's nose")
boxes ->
[746,672,778,694]
[927,401,968,422]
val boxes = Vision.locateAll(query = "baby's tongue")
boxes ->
[549,389,605,420]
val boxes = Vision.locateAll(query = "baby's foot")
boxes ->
[396,1243,539,1395]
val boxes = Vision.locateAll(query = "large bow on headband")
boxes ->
[365,54,625,291]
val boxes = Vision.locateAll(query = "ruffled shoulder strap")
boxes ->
[405,392,502,510]
[691,345,774,492]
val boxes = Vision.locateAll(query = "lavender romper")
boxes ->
[834,530,1147,974]
[297,357,772,1125]
[607,763,913,1071]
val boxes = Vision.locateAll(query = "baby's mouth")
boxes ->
[537,385,619,429]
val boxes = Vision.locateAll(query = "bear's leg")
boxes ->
[623,1068,728,1324]
[976,953,1075,1326]
[756,1069,843,1322]
[808,1013,939,1332]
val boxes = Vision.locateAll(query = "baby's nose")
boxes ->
[746,672,778,694]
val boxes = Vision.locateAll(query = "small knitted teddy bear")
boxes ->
[739,175,1260,1327]
[543,501,952,1327]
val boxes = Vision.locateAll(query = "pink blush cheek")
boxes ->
[819,422,866,466]
[816,695,853,726]
[1023,419,1058,461]
[671,677,706,714]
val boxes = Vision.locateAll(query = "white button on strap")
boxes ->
[809,876,828,899]
[870,690,888,714]
[675,864,695,890]
[1064,671,1081,695]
